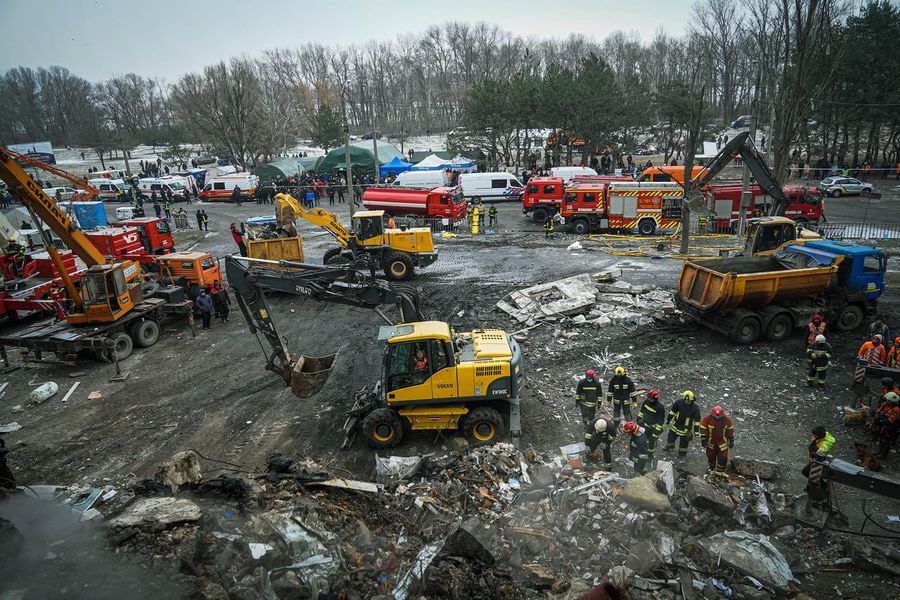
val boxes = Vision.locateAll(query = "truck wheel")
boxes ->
[323,247,343,265]
[638,219,657,236]
[130,319,160,348]
[109,332,134,361]
[573,220,590,235]
[462,407,504,445]
[361,408,404,448]
[472,196,481,204]
[385,252,414,281]
[731,315,761,344]
[532,208,549,224]
[835,304,864,331]
[764,313,793,341]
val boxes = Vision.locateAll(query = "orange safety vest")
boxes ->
[858,341,886,366]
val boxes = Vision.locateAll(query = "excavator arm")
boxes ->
[275,193,354,248]
[684,131,792,215]
[0,147,108,267]
[224,255,423,397]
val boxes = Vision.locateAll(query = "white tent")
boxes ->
[411,153,450,171]
[449,155,476,172]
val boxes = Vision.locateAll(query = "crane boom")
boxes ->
[4,148,100,200]
[684,131,792,215]
[0,146,108,267]
[225,255,423,396]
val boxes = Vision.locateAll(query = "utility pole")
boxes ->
[737,63,760,238]
[341,87,354,218]
[372,120,380,183]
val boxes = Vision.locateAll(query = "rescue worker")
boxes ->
[575,369,601,432]
[3,241,26,277]
[881,377,900,397]
[413,346,428,371]
[544,218,553,239]
[807,424,836,461]
[665,390,701,457]
[871,392,900,459]
[700,406,734,475]
[697,213,709,234]
[387,215,397,229]
[869,317,890,343]
[466,203,474,228]
[636,389,665,461]
[806,334,832,387]
[806,313,827,346]
[623,421,651,475]
[606,366,637,427]
[802,441,832,516]
[162,197,171,219]
[488,205,498,228]
[586,416,616,469]
[48,282,67,321]
[886,337,900,369]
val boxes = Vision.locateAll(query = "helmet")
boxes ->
[594,419,608,433]
[682,390,695,402]
[585,369,595,378]
[895,337,900,345]
[712,406,724,417]
[882,377,895,388]
[874,334,883,343]
[811,424,826,438]
[614,366,625,376]
[623,421,639,435]
[815,334,826,343]
[812,314,823,324]
[886,392,900,405]
[647,389,660,401]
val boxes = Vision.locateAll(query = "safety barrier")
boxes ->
[816,222,900,241]
[394,215,467,233]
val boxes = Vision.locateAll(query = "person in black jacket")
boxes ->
[807,334,833,387]
[624,421,651,475]
[606,366,637,427]
[575,369,601,432]
[665,390,702,457]
[231,185,242,206]
[586,417,616,469]
[637,389,666,462]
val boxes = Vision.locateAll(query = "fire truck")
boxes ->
[560,182,684,235]
[702,183,825,232]
[522,175,633,224]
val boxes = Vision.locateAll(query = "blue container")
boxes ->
[73,202,108,229]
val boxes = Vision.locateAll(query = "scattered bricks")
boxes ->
[730,457,780,480]
[685,476,735,516]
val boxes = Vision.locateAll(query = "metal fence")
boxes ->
[815,222,900,240]
[394,215,469,233]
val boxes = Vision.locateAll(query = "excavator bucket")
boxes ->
[290,353,337,398]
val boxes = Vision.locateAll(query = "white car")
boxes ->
[818,176,875,198]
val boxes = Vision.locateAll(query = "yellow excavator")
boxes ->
[225,255,524,448]
[275,193,437,280]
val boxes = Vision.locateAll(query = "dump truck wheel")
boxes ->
[765,313,793,342]
[385,252,414,281]
[463,407,503,445]
[731,315,761,344]
[835,304,864,332]
[323,247,343,265]
[638,219,656,236]
[532,208,549,224]
[109,332,134,360]
[131,319,160,348]
[573,219,590,235]
[362,408,404,448]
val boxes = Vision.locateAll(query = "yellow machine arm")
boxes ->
[0,146,108,267]
[275,193,353,248]
[4,148,100,200]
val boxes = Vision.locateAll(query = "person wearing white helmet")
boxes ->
[586,416,617,469]
[806,333,833,387]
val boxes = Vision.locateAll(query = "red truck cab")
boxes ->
[118,217,176,255]
[522,177,565,223]
[704,184,825,231]
[362,186,466,219]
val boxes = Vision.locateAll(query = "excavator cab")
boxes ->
[68,263,139,324]
[744,217,822,255]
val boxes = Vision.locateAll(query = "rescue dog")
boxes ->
[842,405,868,426]
[854,442,882,471]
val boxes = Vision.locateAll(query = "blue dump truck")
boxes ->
[676,240,887,344]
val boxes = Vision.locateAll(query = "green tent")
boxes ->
[254,157,307,183]
[317,140,403,175]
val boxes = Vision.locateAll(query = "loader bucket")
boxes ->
[290,353,337,398]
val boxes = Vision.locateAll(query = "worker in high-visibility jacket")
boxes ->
[586,416,616,469]
[624,421,651,475]
[806,334,833,387]
[886,337,900,369]
[606,366,637,427]
[636,389,665,460]
[575,369,601,431]
[665,390,701,457]
[700,406,734,475]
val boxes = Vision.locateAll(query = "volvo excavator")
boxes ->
[275,193,437,280]
[225,255,524,448]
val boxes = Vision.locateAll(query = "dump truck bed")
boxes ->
[677,253,839,312]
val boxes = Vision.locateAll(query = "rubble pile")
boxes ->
[496,270,677,329]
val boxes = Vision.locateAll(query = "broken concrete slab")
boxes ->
[730,457,780,480]
[656,460,675,497]
[155,450,203,492]
[697,531,797,592]
[685,476,735,516]
[108,497,202,528]
[592,268,623,282]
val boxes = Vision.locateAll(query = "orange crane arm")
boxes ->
[6,148,100,199]
[0,146,108,267]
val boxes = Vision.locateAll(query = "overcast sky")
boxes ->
[0,0,692,82]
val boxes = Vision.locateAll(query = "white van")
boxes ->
[89,178,129,201]
[550,166,598,183]
[137,177,189,202]
[42,187,79,201]
[199,174,258,201]
[392,170,449,189]
[458,172,525,203]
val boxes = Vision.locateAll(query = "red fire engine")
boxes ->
[522,175,633,223]
[560,182,684,235]
[702,184,825,231]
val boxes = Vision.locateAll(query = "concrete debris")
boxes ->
[685,475,735,515]
[621,474,671,511]
[697,531,797,592]
[496,271,676,326]
[107,497,203,528]
[567,241,584,251]
[0,421,22,433]
[730,456,780,480]
[155,450,203,492]
[29,381,58,404]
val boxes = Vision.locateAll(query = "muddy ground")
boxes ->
[2,197,900,597]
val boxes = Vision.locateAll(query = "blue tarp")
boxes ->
[380,156,414,177]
